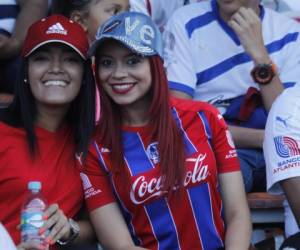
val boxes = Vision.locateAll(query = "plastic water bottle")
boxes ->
[21,181,48,248]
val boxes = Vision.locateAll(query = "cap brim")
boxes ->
[88,35,156,58]
[24,40,86,59]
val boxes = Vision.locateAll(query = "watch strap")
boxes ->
[56,218,80,246]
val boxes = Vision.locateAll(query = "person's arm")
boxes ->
[280,177,300,227]
[228,125,264,148]
[0,0,48,59]
[219,171,252,250]
[74,219,95,244]
[208,106,251,249]
[228,7,283,111]
[170,90,192,99]
[90,203,148,250]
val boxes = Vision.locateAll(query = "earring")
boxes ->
[24,79,28,83]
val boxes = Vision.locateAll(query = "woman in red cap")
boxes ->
[79,11,252,250]
[0,14,97,250]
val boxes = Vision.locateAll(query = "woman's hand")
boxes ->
[39,204,71,245]
[17,241,47,250]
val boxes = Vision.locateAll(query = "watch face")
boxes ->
[257,66,270,79]
[251,63,276,85]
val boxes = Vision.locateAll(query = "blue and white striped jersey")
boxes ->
[164,0,300,110]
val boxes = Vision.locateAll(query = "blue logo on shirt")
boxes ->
[274,136,300,158]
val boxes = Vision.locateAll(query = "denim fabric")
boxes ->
[237,148,266,192]
[0,56,20,94]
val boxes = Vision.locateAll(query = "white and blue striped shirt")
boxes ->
[164,0,300,110]
[0,0,18,36]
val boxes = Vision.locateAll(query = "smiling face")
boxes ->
[84,0,129,42]
[96,40,152,109]
[28,43,84,109]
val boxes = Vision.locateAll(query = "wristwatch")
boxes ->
[251,62,277,85]
[56,218,80,245]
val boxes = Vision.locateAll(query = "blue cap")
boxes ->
[28,181,41,190]
[88,11,163,58]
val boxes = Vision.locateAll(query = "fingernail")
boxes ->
[42,215,48,220]
[45,237,52,244]
[39,227,45,234]
[50,239,55,245]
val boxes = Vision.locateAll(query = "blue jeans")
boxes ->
[237,149,266,192]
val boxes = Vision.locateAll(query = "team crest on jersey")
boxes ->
[274,136,300,158]
[146,142,160,164]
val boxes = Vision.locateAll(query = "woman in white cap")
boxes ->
[79,11,251,250]
[0,14,96,249]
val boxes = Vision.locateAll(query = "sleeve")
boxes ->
[273,20,300,88]
[206,106,241,173]
[163,11,197,97]
[263,88,300,194]
[77,142,116,212]
[129,0,149,15]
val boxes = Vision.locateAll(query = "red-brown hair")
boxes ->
[95,55,186,193]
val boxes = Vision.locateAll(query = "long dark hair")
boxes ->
[95,55,186,193]
[1,57,95,158]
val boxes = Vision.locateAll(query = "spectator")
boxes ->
[129,0,204,33]
[51,0,129,44]
[262,0,300,22]
[163,0,300,192]
[0,15,96,249]
[264,84,300,237]
[0,0,48,95]
[79,11,251,249]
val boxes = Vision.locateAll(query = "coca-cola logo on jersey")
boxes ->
[130,153,210,204]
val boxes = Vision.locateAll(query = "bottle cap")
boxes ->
[28,181,41,190]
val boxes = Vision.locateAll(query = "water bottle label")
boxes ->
[21,212,44,228]
[21,211,45,242]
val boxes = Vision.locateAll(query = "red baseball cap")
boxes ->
[22,15,88,59]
